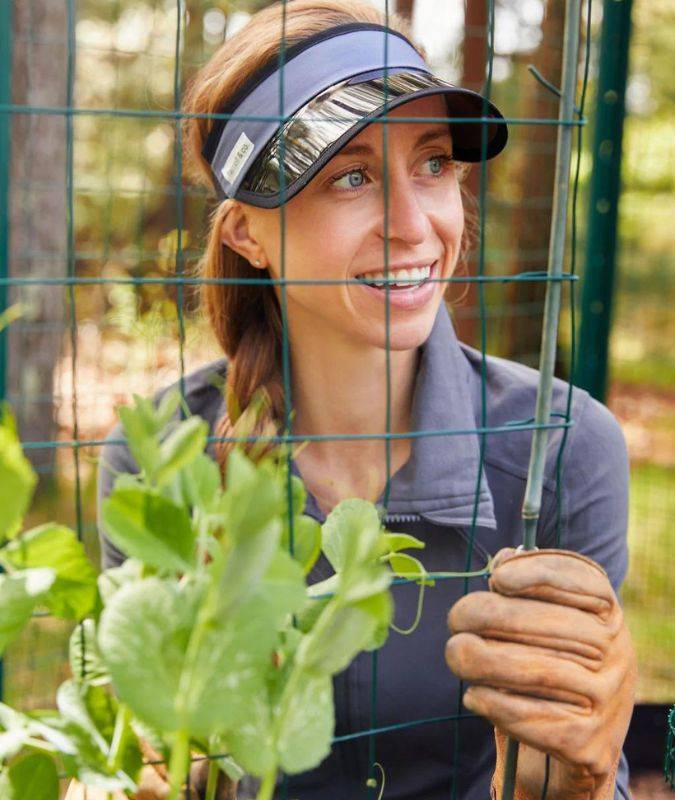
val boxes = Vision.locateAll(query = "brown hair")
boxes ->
[182,0,473,469]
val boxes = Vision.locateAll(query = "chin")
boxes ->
[371,311,438,352]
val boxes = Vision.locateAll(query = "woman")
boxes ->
[98,1,636,798]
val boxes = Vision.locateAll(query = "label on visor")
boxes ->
[221,132,255,184]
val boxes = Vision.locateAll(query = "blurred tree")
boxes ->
[505,0,565,367]
[8,1,68,483]
[397,0,415,20]
[454,1,488,346]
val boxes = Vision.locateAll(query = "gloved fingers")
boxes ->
[462,684,607,772]
[489,548,616,620]
[448,591,609,664]
[446,632,599,708]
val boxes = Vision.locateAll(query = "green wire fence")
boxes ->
[2,0,672,798]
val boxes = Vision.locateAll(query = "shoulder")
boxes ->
[458,343,627,489]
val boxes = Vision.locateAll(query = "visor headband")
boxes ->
[204,24,430,198]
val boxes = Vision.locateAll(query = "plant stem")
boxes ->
[205,757,220,800]
[107,703,131,772]
[167,729,190,800]
[255,768,278,800]
[24,737,58,754]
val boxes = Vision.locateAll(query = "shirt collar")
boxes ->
[295,302,497,530]
[382,302,497,529]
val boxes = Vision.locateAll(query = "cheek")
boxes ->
[281,203,364,277]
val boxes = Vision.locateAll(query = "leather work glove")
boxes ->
[445,548,636,800]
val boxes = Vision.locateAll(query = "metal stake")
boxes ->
[500,0,582,797]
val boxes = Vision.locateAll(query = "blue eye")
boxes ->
[332,169,366,190]
[428,156,443,175]
[330,154,453,192]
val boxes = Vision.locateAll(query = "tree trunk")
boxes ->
[396,0,415,21]
[8,2,67,482]
[505,0,566,366]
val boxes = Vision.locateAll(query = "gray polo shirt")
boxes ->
[97,303,631,799]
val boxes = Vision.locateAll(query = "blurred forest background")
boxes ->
[2,0,674,791]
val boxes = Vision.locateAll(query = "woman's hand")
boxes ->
[445,548,636,800]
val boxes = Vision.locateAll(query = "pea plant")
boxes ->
[0,391,428,800]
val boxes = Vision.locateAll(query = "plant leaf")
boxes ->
[97,558,144,606]
[386,553,434,586]
[98,577,198,734]
[295,591,392,676]
[1,524,97,620]
[281,515,321,575]
[0,409,37,543]
[380,532,425,553]
[117,404,159,479]
[55,682,139,792]
[6,753,59,800]
[179,452,221,510]
[222,691,276,776]
[276,671,334,775]
[155,416,208,488]
[321,499,382,575]
[0,703,77,756]
[102,487,196,573]
[69,619,111,686]
[0,569,55,655]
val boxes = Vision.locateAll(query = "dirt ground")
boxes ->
[630,770,673,799]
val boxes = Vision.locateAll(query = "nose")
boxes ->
[377,171,431,246]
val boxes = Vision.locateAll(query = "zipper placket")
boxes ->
[382,512,422,525]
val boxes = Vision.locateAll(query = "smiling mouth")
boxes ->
[355,263,434,289]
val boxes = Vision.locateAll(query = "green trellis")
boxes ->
[0,0,637,798]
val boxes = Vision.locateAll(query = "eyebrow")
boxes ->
[336,126,452,158]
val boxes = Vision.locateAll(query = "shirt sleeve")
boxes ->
[542,390,633,799]
[542,390,630,591]
[96,422,138,570]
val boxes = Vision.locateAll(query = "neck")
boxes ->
[287,320,419,462]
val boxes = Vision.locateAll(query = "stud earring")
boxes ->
[254,259,261,266]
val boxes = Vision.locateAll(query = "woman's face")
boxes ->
[236,94,465,352]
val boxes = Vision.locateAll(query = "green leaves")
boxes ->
[117,390,208,489]
[276,672,334,774]
[1,753,59,800]
[280,474,321,575]
[0,390,432,798]
[0,409,37,543]
[0,569,55,655]
[1,524,97,620]
[98,577,197,734]
[55,681,141,792]
[321,499,383,575]
[102,488,196,573]
[69,619,110,687]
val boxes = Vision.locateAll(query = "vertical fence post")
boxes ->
[0,0,14,706]
[574,0,633,402]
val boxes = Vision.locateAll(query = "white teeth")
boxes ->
[358,264,432,287]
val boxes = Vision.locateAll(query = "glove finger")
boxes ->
[445,632,598,708]
[489,548,615,619]
[462,684,611,774]
[448,591,611,664]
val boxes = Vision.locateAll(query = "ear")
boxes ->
[219,200,267,270]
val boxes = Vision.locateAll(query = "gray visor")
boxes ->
[237,70,507,207]
[204,25,507,208]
